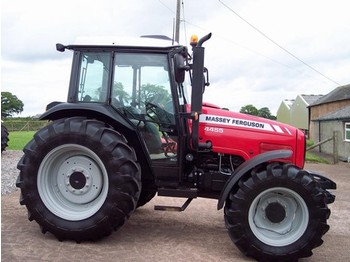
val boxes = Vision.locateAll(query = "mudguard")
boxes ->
[217,150,293,210]
[306,169,336,204]
[40,102,135,131]
[39,102,156,192]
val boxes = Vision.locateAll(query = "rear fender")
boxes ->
[217,150,293,210]
[40,102,134,130]
[39,102,156,186]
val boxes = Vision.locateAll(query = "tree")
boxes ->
[258,107,276,120]
[240,104,259,116]
[140,84,171,106]
[1,91,24,118]
[240,104,276,120]
[113,82,130,105]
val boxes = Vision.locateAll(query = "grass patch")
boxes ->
[305,151,329,164]
[305,139,330,163]
[306,139,314,148]
[8,131,35,150]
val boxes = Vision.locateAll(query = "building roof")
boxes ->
[301,94,323,105]
[314,105,350,121]
[283,99,294,108]
[310,84,350,106]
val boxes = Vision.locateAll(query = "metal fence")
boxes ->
[306,131,339,164]
[2,121,48,132]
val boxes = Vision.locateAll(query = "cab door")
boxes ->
[111,52,181,185]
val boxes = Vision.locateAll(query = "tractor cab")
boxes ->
[50,36,209,193]
[54,34,210,163]
[73,50,179,159]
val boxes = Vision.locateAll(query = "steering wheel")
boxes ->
[145,102,175,125]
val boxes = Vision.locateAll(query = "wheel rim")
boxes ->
[37,144,109,221]
[248,187,309,246]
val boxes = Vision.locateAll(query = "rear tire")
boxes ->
[16,117,141,242]
[224,162,330,261]
[137,189,156,207]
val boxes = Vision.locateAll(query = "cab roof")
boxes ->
[56,35,184,52]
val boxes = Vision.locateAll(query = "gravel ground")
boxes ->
[1,150,23,195]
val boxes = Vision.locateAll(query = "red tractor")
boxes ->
[16,33,336,261]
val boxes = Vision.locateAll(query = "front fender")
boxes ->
[217,150,293,210]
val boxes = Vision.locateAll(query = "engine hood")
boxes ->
[196,104,305,167]
[200,104,295,136]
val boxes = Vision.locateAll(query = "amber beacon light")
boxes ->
[190,34,199,47]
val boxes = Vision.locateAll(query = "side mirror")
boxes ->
[56,43,66,52]
[174,53,186,83]
[203,67,210,92]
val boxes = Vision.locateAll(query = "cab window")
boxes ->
[113,53,177,159]
[77,52,111,102]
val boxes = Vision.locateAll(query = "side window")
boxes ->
[77,52,111,102]
[112,53,174,125]
[345,122,350,142]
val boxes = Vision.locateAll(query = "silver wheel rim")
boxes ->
[248,187,309,246]
[37,144,109,221]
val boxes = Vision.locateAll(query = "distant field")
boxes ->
[8,131,35,150]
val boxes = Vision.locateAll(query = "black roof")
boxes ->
[310,84,350,106]
[301,94,323,105]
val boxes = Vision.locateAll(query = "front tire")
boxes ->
[16,117,141,242]
[224,163,330,261]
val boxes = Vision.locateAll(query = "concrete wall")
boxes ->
[309,99,350,140]
[312,120,350,161]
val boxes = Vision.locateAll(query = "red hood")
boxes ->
[187,103,305,167]
[201,104,296,137]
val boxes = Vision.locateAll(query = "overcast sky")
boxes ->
[2,0,350,117]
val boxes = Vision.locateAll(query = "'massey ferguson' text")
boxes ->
[200,114,274,132]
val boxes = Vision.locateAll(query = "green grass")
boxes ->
[305,151,329,164]
[305,139,329,164]
[8,131,36,150]
[306,139,314,148]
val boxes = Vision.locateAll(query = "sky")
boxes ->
[2,0,350,117]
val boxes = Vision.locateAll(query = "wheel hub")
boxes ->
[248,187,309,247]
[265,202,286,223]
[56,155,104,204]
[64,167,91,194]
[37,143,109,221]
[69,170,88,190]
